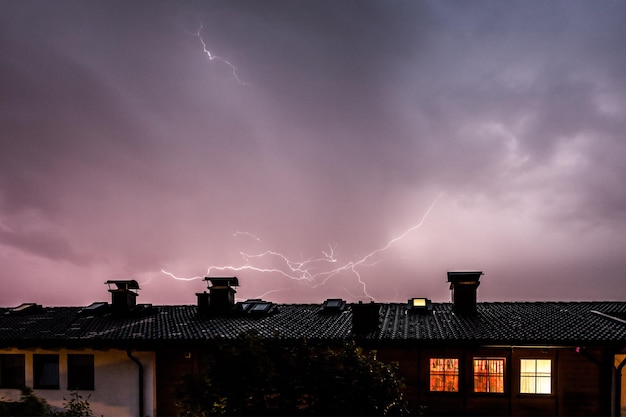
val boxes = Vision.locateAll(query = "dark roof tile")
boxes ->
[0,301,624,348]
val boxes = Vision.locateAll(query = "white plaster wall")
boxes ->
[0,347,155,417]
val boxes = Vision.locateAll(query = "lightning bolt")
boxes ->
[195,24,247,86]
[161,194,443,301]
[232,231,262,241]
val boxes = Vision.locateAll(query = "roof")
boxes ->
[1,301,625,349]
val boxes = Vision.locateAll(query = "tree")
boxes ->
[175,330,408,416]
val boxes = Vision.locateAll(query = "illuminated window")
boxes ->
[474,358,505,393]
[412,298,426,307]
[430,358,459,392]
[68,354,95,390]
[0,354,25,388]
[33,354,59,389]
[520,359,551,394]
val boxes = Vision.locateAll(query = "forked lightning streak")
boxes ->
[161,194,443,300]
[195,25,247,86]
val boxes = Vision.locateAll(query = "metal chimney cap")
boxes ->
[203,276,239,287]
[447,271,483,282]
[106,280,140,290]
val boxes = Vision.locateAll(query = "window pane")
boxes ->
[68,354,95,390]
[430,375,444,391]
[0,354,25,388]
[536,359,551,375]
[446,375,459,392]
[520,359,534,373]
[431,358,444,372]
[429,358,459,392]
[473,358,505,393]
[520,359,551,394]
[33,354,59,389]
[520,376,535,393]
[536,376,551,394]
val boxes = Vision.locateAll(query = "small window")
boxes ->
[520,359,551,394]
[0,354,25,388]
[33,354,59,389]
[68,354,95,390]
[430,358,459,392]
[412,298,427,307]
[474,357,505,393]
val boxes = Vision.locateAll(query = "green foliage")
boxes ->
[0,386,49,416]
[46,392,98,417]
[175,331,409,416]
[0,388,99,417]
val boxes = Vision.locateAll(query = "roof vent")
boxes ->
[407,298,433,314]
[447,271,483,316]
[8,303,42,315]
[197,276,239,315]
[350,301,380,335]
[106,280,140,315]
[320,298,347,313]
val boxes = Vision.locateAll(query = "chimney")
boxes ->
[197,276,239,315]
[106,280,140,315]
[196,291,210,315]
[447,271,483,316]
[350,301,380,335]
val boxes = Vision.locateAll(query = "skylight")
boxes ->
[239,299,276,316]
[320,298,347,313]
[407,298,433,314]
[412,298,427,307]
[83,302,107,311]
[250,303,271,312]
[9,303,42,315]
[80,302,108,316]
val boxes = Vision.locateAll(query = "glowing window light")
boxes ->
[520,359,551,394]
[412,298,427,307]
[430,358,459,392]
[473,358,505,393]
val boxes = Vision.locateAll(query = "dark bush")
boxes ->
[175,331,408,416]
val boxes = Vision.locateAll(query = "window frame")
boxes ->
[67,354,95,391]
[33,354,60,390]
[473,357,506,394]
[429,357,460,392]
[519,358,552,395]
[0,354,26,389]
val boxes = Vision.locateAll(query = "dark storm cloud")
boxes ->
[0,220,91,265]
[381,1,626,228]
[0,7,154,216]
[1,0,625,305]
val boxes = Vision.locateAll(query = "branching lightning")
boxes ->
[161,194,443,300]
[195,24,247,86]
[232,231,262,241]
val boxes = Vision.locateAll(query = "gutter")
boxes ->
[127,349,144,417]
[616,356,626,417]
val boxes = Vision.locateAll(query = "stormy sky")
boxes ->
[1,0,625,306]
